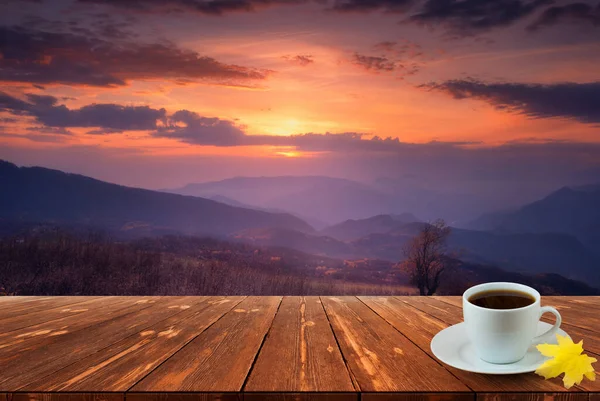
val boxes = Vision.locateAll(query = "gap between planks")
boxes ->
[355,296,476,393]
[124,296,248,392]
[319,296,362,392]
[239,296,284,392]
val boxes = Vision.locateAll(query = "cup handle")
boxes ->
[533,306,562,343]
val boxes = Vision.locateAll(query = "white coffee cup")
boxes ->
[463,282,562,364]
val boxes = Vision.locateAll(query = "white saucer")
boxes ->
[430,321,570,374]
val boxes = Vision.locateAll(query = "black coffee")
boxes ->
[468,290,535,309]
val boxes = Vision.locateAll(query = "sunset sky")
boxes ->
[1,0,599,194]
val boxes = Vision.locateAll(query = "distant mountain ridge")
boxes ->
[234,214,600,286]
[0,160,314,237]
[320,213,420,241]
[165,175,393,225]
[469,184,600,253]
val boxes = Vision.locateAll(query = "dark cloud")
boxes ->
[351,52,421,77]
[373,41,398,52]
[330,0,414,13]
[409,0,553,36]
[0,26,270,87]
[4,92,469,152]
[154,110,248,146]
[76,0,310,15]
[528,2,600,30]
[86,128,124,135]
[422,80,600,124]
[25,126,74,136]
[282,54,315,66]
[352,53,397,72]
[153,109,472,152]
[0,92,166,130]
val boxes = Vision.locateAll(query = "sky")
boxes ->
[0,0,599,198]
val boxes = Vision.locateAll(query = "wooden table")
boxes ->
[0,296,598,401]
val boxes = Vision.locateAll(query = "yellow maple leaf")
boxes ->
[535,334,597,388]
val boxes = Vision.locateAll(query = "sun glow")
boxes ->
[276,150,301,157]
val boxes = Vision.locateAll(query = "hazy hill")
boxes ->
[321,213,420,241]
[0,161,313,237]
[469,185,600,252]
[209,194,329,230]
[167,175,540,225]
[165,176,396,224]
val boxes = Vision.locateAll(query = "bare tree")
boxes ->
[400,219,453,296]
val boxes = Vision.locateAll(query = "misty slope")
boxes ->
[166,176,395,224]
[469,185,600,252]
[167,176,531,225]
[0,161,313,236]
[209,194,329,229]
[321,213,420,241]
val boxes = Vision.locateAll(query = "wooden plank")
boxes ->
[476,393,589,401]
[0,297,162,354]
[362,394,473,401]
[319,296,469,392]
[0,296,146,334]
[244,394,358,401]
[128,394,242,401]
[245,296,355,392]
[0,297,100,320]
[540,298,600,333]
[0,296,201,390]
[21,297,245,391]
[546,296,600,310]
[9,394,124,401]
[363,296,573,392]
[131,296,282,392]
[397,296,462,325]
[590,394,600,401]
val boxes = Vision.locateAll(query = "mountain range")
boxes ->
[0,161,313,237]
[164,176,534,225]
[468,185,600,255]
[2,160,599,288]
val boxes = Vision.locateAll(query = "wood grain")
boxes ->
[0,297,100,320]
[9,394,123,401]
[131,296,282,392]
[540,298,600,333]
[1,296,599,398]
[244,393,357,401]
[0,297,161,357]
[362,393,473,401]
[0,297,199,390]
[0,297,144,335]
[390,296,579,392]
[127,393,242,401]
[320,296,469,392]
[21,297,245,391]
[245,296,355,392]
[476,393,589,401]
